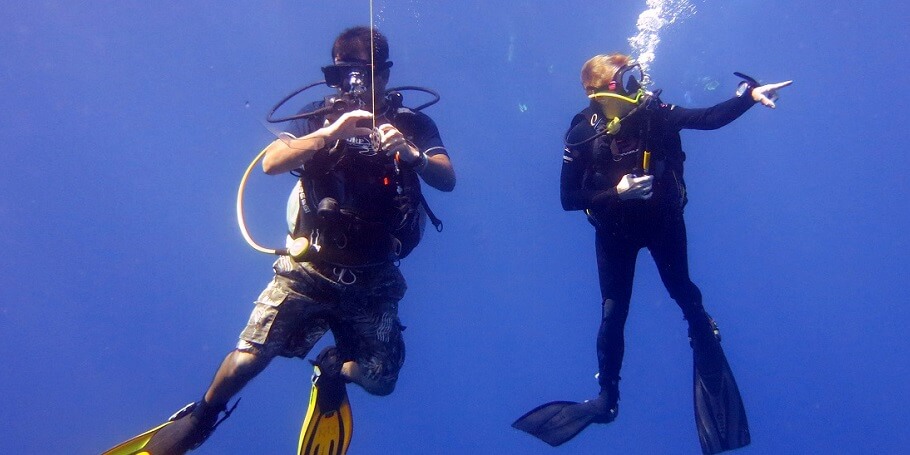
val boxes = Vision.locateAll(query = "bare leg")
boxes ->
[204,349,272,407]
[144,350,270,453]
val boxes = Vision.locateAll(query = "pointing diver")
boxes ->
[512,53,790,454]
[104,26,455,455]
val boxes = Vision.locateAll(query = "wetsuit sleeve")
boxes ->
[403,111,448,157]
[560,116,617,211]
[662,95,756,131]
[287,101,326,137]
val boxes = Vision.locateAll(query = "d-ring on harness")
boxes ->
[332,267,358,285]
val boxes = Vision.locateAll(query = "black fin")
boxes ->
[512,397,616,447]
[693,336,751,454]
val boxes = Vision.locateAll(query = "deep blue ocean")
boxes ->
[3,1,909,453]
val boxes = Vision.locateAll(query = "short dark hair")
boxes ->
[332,26,390,64]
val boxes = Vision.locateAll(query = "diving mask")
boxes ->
[321,60,394,96]
[588,63,646,119]
[611,63,644,97]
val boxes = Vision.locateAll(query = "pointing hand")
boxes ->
[752,80,793,109]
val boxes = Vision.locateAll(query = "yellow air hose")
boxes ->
[236,145,284,255]
[236,144,311,259]
[242,0,378,260]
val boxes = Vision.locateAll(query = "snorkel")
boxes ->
[587,63,647,134]
[588,89,645,134]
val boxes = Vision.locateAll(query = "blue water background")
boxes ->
[2,1,909,453]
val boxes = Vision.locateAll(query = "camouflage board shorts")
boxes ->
[237,255,407,385]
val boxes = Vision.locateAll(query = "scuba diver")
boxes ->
[512,53,790,454]
[104,26,455,455]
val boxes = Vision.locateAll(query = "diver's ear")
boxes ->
[376,68,391,84]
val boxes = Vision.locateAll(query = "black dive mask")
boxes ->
[321,60,394,96]
[266,59,440,125]
[609,64,644,98]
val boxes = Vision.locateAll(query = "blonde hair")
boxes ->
[581,53,631,94]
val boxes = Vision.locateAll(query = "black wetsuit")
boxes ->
[560,93,755,392]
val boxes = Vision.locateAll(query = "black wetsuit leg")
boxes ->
[646,205,751,453]
[646,206,731,372]
[594,227,641,388]
[646,208,711,332]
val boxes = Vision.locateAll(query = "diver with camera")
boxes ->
[104,26,454,455]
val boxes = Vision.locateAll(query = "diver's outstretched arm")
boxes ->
[750,80,793,109]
